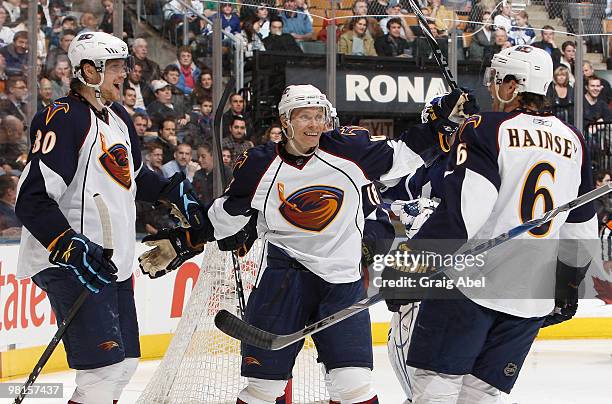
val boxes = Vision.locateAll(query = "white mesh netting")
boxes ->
[136,241,329,403]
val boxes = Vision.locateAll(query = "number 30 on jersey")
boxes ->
[31,130,57,154]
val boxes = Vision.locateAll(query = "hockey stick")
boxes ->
[215,182,611,350]
[213,77,247,318]
[14,194,113,404]
[407,0,457,90]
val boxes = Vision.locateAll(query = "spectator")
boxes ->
[173,46,201,95]
[210,3,240,35]
[429,0,457,35]
[0,30,27,76]
[0,114,26,164]
[190,68,212,105]
[78,12,98,33]
[338,17,377,56]
[0,53,6,93]
[34,8,49,62]
[0,77,26,121]
[375,18,411,57]
[147,79,191,133]
[414,19,449,64]
[546,66,574,124]
[132,112,155,146]
[221,116,254,164]
[162,64,190,117]
[379,0,414,40]
[508,10,535,45]
[37,77,53,111]
[559,40,576,85]
[584,75,612,129]
[192,143,232,204]
[161,142,199,180]
[145,143,164,175]
[132,37,162,82]
[240,17,266,59]
[367,0,389,21]
[584,61,612,106]
[45,28,75,75]
[122,87,146,117]
[185,96,213,147]
[0,6,14,46]
[0,174,20,237]
[222,147,233,166]
[260,123,283,143]
[98,0,134,40]
[493,0,513,33]
[124,59,155,109]
[532,25,561,64]
[255,4,271,39]
[152,117,179,163]
[48,55,70,101]
[262,16,303,53]
[2,0,20,25]
[593,169,612,230]
[468,11,495,61]
[222,92,249,137]
[280,0,312,41]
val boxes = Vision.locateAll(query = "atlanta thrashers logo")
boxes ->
[278,184,344,232]
[244,356,261,366]
[98,340,119,351]
[99,142,131,189]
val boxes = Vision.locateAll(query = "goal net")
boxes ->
[136,241,329,403]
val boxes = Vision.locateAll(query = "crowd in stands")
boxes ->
[1,0,612,236]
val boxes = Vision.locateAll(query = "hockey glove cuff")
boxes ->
[542,259,589,327]
[138,227,205,279]
[217,214,258,257]
[49,229,118,293]
[159,173,207,230]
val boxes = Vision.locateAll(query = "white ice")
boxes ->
[4,339,611,404]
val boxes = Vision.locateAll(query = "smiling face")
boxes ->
[282,106,326,154]
[100,59,128,102]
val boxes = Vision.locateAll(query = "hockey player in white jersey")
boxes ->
[138,84,469,403]
[15,32,205,404]
[384,45,599,402]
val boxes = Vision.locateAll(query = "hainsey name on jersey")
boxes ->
[415,110,598,318]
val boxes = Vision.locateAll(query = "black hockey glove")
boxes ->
[422,88,479,148]
[138,227,205,279]
[159,173,207,230]
[217,214,258,257]
[49,229,118,293]
[542,260,589,328]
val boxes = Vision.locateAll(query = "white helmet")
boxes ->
[485,45,553,97]
[68,32,130,94]
[278,84,332,121]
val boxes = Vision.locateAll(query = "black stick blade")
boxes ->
[214,309,275,350]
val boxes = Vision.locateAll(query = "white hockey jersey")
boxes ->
[16,94,168,282]
[202,125,441,284]
[414,110,598,317]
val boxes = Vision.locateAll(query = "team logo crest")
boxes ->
[244,356,261,366]
[98,340,119,351]
[503,362,518,377]
[278,183,344,232]
[99,140,131,189]
[45,101,70,125]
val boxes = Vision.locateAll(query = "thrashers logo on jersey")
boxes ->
[99,134,132,189]
[45,101,70,125]
[278,183,344,232]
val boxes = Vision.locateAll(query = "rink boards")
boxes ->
[1,242,611,379]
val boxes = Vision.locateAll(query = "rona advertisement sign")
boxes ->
[286,67,448,114]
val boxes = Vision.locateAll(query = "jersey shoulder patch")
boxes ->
[34,96,91,130]
[338,125,369,136]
